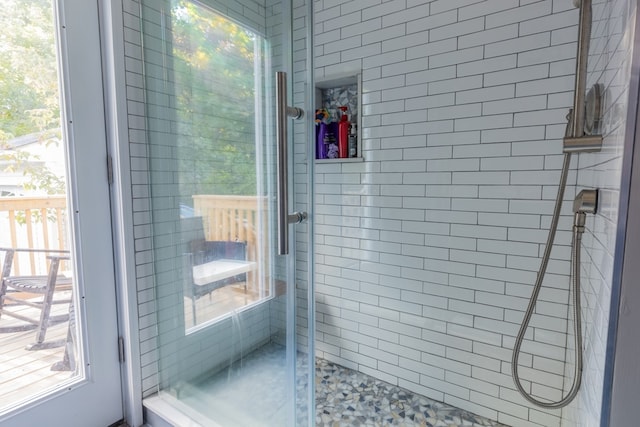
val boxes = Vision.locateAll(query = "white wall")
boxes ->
[312,0,634,426]
[565,0,637,425]
[121,0,159,397]
[608,27,640,422]
[119,0,636,424]
[292,0,313,356]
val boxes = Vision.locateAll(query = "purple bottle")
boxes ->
[325,122,339,158]
[316,122,327,159]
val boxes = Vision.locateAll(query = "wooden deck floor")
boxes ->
[0,293,75,415]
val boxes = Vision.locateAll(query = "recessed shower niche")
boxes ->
[314,73,363,162]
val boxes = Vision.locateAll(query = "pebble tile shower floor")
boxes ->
[178,343,506,426]
[316,358,505,427]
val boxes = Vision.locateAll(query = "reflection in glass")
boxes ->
[169,1,272,330]
[144,0,302,425]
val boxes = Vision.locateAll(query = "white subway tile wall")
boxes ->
[293,0,313,359]
[120,0,634,424]
[122,0,160,395]
[313,0,634,426]
[563,0,636,426]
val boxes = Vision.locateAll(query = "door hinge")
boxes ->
[118,336,125,363]
[107,154,114,184]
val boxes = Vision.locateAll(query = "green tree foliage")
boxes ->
[171,1,259,197]
[0,0,65,196]
[0,0,60,139]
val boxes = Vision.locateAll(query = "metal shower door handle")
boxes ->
[276,71,305,255]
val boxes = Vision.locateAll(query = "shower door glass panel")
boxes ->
[141,0,308,425]
[166,0,271,332]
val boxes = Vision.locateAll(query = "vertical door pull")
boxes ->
[276,71,304,255]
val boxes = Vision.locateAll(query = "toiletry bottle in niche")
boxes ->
[348,123,357,158]
[337,106,350,158]
[325,113,339,159]
[316,122,327,159]
[315,108,329,159]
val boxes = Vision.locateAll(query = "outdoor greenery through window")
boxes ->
[0,0,78,413]
[166,1,272,330]
[172,1,262,201]
[0,0,65,199]
[0,0,69,271]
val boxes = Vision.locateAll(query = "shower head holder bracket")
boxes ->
[573,188,598,214]
[563,83,604,153]
[563,134,603,153]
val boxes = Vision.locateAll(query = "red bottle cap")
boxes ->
[339,106,348,120]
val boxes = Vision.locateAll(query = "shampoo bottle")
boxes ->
[337,106,350,158]
[348,123,357,158]
[325,122,339,158]
[316,122,327,159]
[315,108,329,159]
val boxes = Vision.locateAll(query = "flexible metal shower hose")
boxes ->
[511,152,584,408]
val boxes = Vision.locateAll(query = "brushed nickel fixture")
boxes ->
[511,0,603,409]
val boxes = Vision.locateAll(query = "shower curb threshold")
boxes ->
[143,393,222,427]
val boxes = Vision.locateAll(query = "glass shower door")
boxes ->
[140,0,312,425]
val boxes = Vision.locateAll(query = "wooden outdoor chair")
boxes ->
[51,297,77,373]
[180,217,256,325]
[0,247,72,350]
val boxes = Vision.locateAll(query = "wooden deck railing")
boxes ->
[0,196,68,276]
[0,194,267,281]
[192,195,270,293]
[192,195,268,263]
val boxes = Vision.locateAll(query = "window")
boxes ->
[152,1,272,331]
